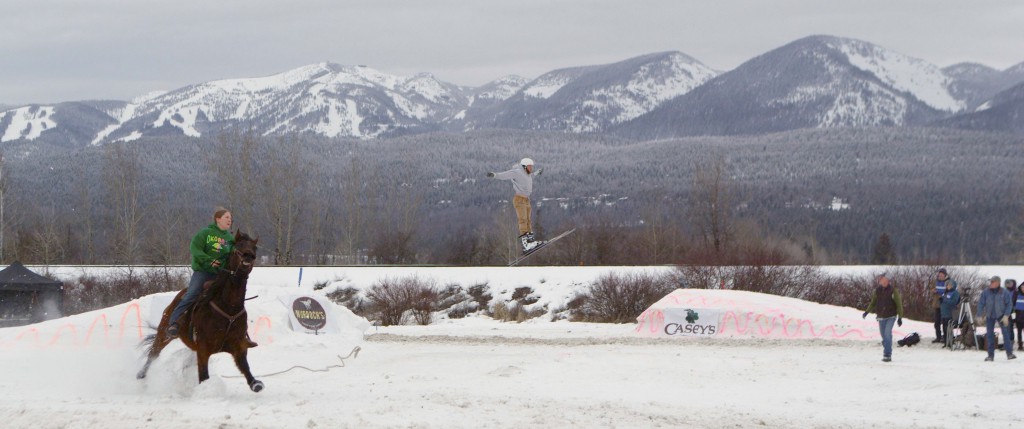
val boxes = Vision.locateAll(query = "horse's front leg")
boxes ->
[196,348,211,384]
[231,348,263,392]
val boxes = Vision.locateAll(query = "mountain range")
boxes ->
[1,35,1022,146]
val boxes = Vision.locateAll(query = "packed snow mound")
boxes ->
[0,282,370,377]
[636,288,931,341]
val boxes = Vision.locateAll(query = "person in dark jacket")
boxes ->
[938,278,961,348]
[976,276,1017,361]
[1013,281,1024,352]
[931,268,955,343]
[863,273,904,362]
[1005,279,1018,346]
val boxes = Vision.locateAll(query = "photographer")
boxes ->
[931,268,955,343]
[1006,279,1018,346]
[938,277,960,348]
[1012,280,1024,351]
[976,276,1017,362]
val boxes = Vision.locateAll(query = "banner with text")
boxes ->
[659,308,722,337]
[279,295,341,334]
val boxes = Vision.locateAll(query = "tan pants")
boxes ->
[513,195,532,235]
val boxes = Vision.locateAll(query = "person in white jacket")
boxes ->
[487,157,542,252]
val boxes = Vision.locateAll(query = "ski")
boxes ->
[507,228,576,266]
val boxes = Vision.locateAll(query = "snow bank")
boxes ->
[636,288,933,340]
[0,280,370,383]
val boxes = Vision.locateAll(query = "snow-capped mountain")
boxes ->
[460,52,718,133]
[466,75,529,107]
[936,81,1024,134]
[943,62,1024,110]
[616,36,965,139]
[0,101,122,146]
[94,63,468,142]
[0,36,1020,145]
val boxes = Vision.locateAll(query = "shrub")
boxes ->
[466,283,492,309]
[62,267,188,316]
[571,272,677,323]
[436,284,476,319]
[731,265,821,297]
[364,276,438,326]
[410,285,439,325]
[492,301,546,323]
[325,286,367,315]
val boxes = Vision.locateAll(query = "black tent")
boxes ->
[0,262,63,327]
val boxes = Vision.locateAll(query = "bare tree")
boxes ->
[30,209,65,264]
[262,137,305,265]
[143,196,190,265]
[70,160,96,263]
[689,155,735,260]
[0,151,6,263]
[103,143,142,264]
[207,131,259,231]
[305,162,336,265]
[338,155,372,264]
[368,178,425,264]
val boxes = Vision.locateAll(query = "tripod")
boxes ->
[946,287,976,351]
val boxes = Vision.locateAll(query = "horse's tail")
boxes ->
[138,323,159,355]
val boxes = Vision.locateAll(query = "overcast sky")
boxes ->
[1,0,1022,105]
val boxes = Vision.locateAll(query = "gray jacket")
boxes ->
[492,164,538,197]
[977,286,1013,319]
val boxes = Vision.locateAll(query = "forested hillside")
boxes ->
[2,127,1021,265]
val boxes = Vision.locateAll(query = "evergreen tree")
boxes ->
[872,233,895,264]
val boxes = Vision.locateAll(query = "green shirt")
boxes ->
[190,223,235,273]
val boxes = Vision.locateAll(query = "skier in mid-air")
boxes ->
[487,157,543,253]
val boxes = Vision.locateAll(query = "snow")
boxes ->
[1,106,56,142]
[399,73,450,103]
[834,40,964,112]
[117,131,143,143]
[153,106,204,137]
[314,99,362,138]
[2,265,1023,427]
[472,75,529,103]
[92,102,141,145]
[975,100,992,112]
[522,74,574,99]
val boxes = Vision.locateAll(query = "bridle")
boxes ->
[209,241,257,322]
[219,245,256,278]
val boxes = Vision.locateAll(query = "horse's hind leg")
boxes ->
[139,291,186,380]
[137,329,174,379]
[231,349,263,392]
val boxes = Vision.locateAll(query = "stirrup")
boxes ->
[166,323,180,338]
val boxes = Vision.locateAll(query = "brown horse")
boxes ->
[137,231,264,392]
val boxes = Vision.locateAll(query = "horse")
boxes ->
[137,231,264,392]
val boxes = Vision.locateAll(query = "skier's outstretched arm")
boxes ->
[491,168,518,180]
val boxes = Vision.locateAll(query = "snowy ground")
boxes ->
[2,266,1023,428]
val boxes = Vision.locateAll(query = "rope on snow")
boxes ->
[220,345,361,378]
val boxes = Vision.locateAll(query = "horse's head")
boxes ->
[228,231,259,275]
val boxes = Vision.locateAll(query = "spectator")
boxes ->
[931,268,955,343]
[938,278,961,348]
[863,272,903,362]
[976,276,1017,361]
[1006,279,1018,346]
[1012,280,1024,352]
